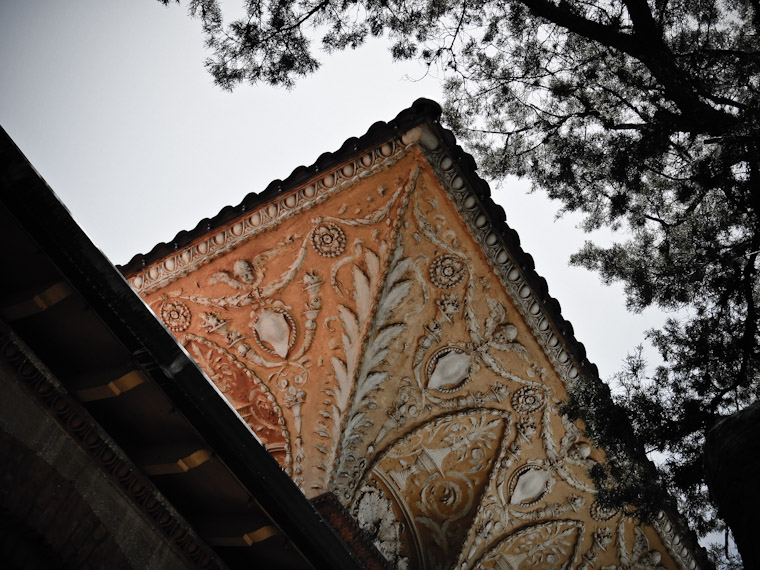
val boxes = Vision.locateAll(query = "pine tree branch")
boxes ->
[520,0,738,135]
[622,0,739,131]
[519,0,639,55]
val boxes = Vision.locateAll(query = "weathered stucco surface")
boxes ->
[128,128,700,570]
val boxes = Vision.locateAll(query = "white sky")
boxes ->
[0,0,673,383]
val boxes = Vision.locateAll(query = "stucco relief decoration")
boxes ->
[511,386,546,415]
[252,308,297,358]
[471,520,585,569]
[354,483,410,570]
[142,161,425,492]
[352,410,509,570]
[430,254,466,288]
[602,520,668,570]
[426,346,472,392]
[160,299,191,332]
[130,131,700,570]
[183,334,290,468]
[311,221,347,257]
[301,158,675,570]
[508,464,555,506]
[127,132,415,295]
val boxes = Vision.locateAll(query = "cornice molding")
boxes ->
[125,129,421,295]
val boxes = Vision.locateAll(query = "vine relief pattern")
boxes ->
[132,137,700,570]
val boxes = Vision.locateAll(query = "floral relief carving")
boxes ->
[510,386,546,415]
[471,520,585,570]
[311,167,422,494]
[129,132,416,295]
[423,135,582,389]
[461,399,608,565]
[159,299,192,332]
[354,483,410,570]
[311,222,347,257]
[421,151,685,568]
[184,335,291,470]
[430,254,467,289]
[577,527,614,570]
[331,243,415,498]
[353,409,509,570]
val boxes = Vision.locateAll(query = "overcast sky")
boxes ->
[0,0,673,383]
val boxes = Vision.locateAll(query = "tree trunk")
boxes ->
[704,400,760,567]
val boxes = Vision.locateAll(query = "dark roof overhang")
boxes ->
[0,126,368,570]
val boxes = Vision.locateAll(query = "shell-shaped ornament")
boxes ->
[252,308,296,358]
[506,464,554,506]
[426,346,471,392]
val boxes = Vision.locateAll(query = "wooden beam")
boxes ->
[0,282,72,320]
[207,525,281,547]
[141,449,212,476]
[76,370,146,402]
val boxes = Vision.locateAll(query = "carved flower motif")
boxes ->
[311,222,346,257]
[354,484,409,570]
[429,254,466,288]
[511,385,546,414]
[160,300,191,332]
[590,499,619,522]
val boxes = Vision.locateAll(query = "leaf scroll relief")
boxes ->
[374,189,537,449]
[351,409,510,570]
[455,396,676,570]
[148,168,420,490]
[310,168,422,493]
[184,334,291,470]
[329,242,415,498]
[303,166,675,570]
[603,519,668,570]
[470,520,585,570]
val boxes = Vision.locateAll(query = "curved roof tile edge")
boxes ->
[119,98,443,274]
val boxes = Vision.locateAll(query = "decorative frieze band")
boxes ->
[128,129,425,294]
